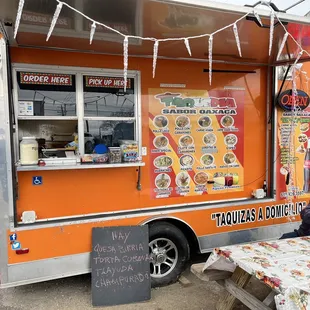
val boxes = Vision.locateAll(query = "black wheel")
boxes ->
[148,222,190,287]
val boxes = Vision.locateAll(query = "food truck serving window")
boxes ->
[83,76,136,154]
[16,71,78,162]
[14,69,141,168]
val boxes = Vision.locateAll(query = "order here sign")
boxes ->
[20,72,73,86]
[85,76,131,89]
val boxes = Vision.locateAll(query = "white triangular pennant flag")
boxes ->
[90,22,96,45]
[276,32,289,61]
[233,23,242,57]
[123,36,129,92]
[153,40,159,78]
[253,10,263,26]
[209,35,213,85]
[14,0,25,39]
[293,50,304,66]
[268,10,275,56]
[184,39,192,56]
[47,2,63,41]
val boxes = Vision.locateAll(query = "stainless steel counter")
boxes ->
[16,162,145,172]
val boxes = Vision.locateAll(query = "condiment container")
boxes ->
[225,176,233,187]
[109,147,122,164]
[92,154,109,164]
[20,137,38,165]
[81,155,93,164]
[81,154,109,164]
[213,177,225,186]
[233,175,239,185]
[119,140,139,162]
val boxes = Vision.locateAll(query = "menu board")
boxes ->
[277,89,310,200]
[149,88,245,199]
[91,226,150,307]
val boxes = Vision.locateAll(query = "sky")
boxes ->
[210,0,309,16]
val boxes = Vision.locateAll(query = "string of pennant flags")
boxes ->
[13,0,310,91]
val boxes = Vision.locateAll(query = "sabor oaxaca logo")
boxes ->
[278,89,310,111]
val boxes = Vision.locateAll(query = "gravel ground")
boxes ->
[0,255,270,310]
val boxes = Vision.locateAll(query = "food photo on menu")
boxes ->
[203,133,217,146]
[154,156,173,169]
[176,116,190,128]
[225,134,238,147]
[176,172,191,187]
[198,116,212,128]
[179,135,194,148]
[296,132,308,154]
[221,115,234,128]
[155,173,171,189]
[200,154,215,167]
[153,136,169,149]
[153,115,169,129]
[180,154,194,167]
[194,172,209,185]
[224,153,237,165]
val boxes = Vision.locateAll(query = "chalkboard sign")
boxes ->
[91,226,151,307]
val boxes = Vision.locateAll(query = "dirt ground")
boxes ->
[0,255,270,310]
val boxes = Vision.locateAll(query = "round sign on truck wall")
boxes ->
[278,89,310,111]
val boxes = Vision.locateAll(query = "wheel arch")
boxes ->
[139,216,201,255]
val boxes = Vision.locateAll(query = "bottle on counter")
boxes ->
[20,137,38,165]
[303,138,310,193]
[119,140,139,162]
[263,180,267,194]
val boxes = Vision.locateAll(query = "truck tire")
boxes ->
[148,222,190,287]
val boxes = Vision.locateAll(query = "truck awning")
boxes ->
[1,0,310,66]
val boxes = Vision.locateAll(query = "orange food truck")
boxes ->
[0,0,310,288]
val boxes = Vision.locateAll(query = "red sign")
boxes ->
[85,76,131,88]
[278,89,310,111]
[20,72,73,86]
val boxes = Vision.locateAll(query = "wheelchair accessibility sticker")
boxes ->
[32,176,42,186]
